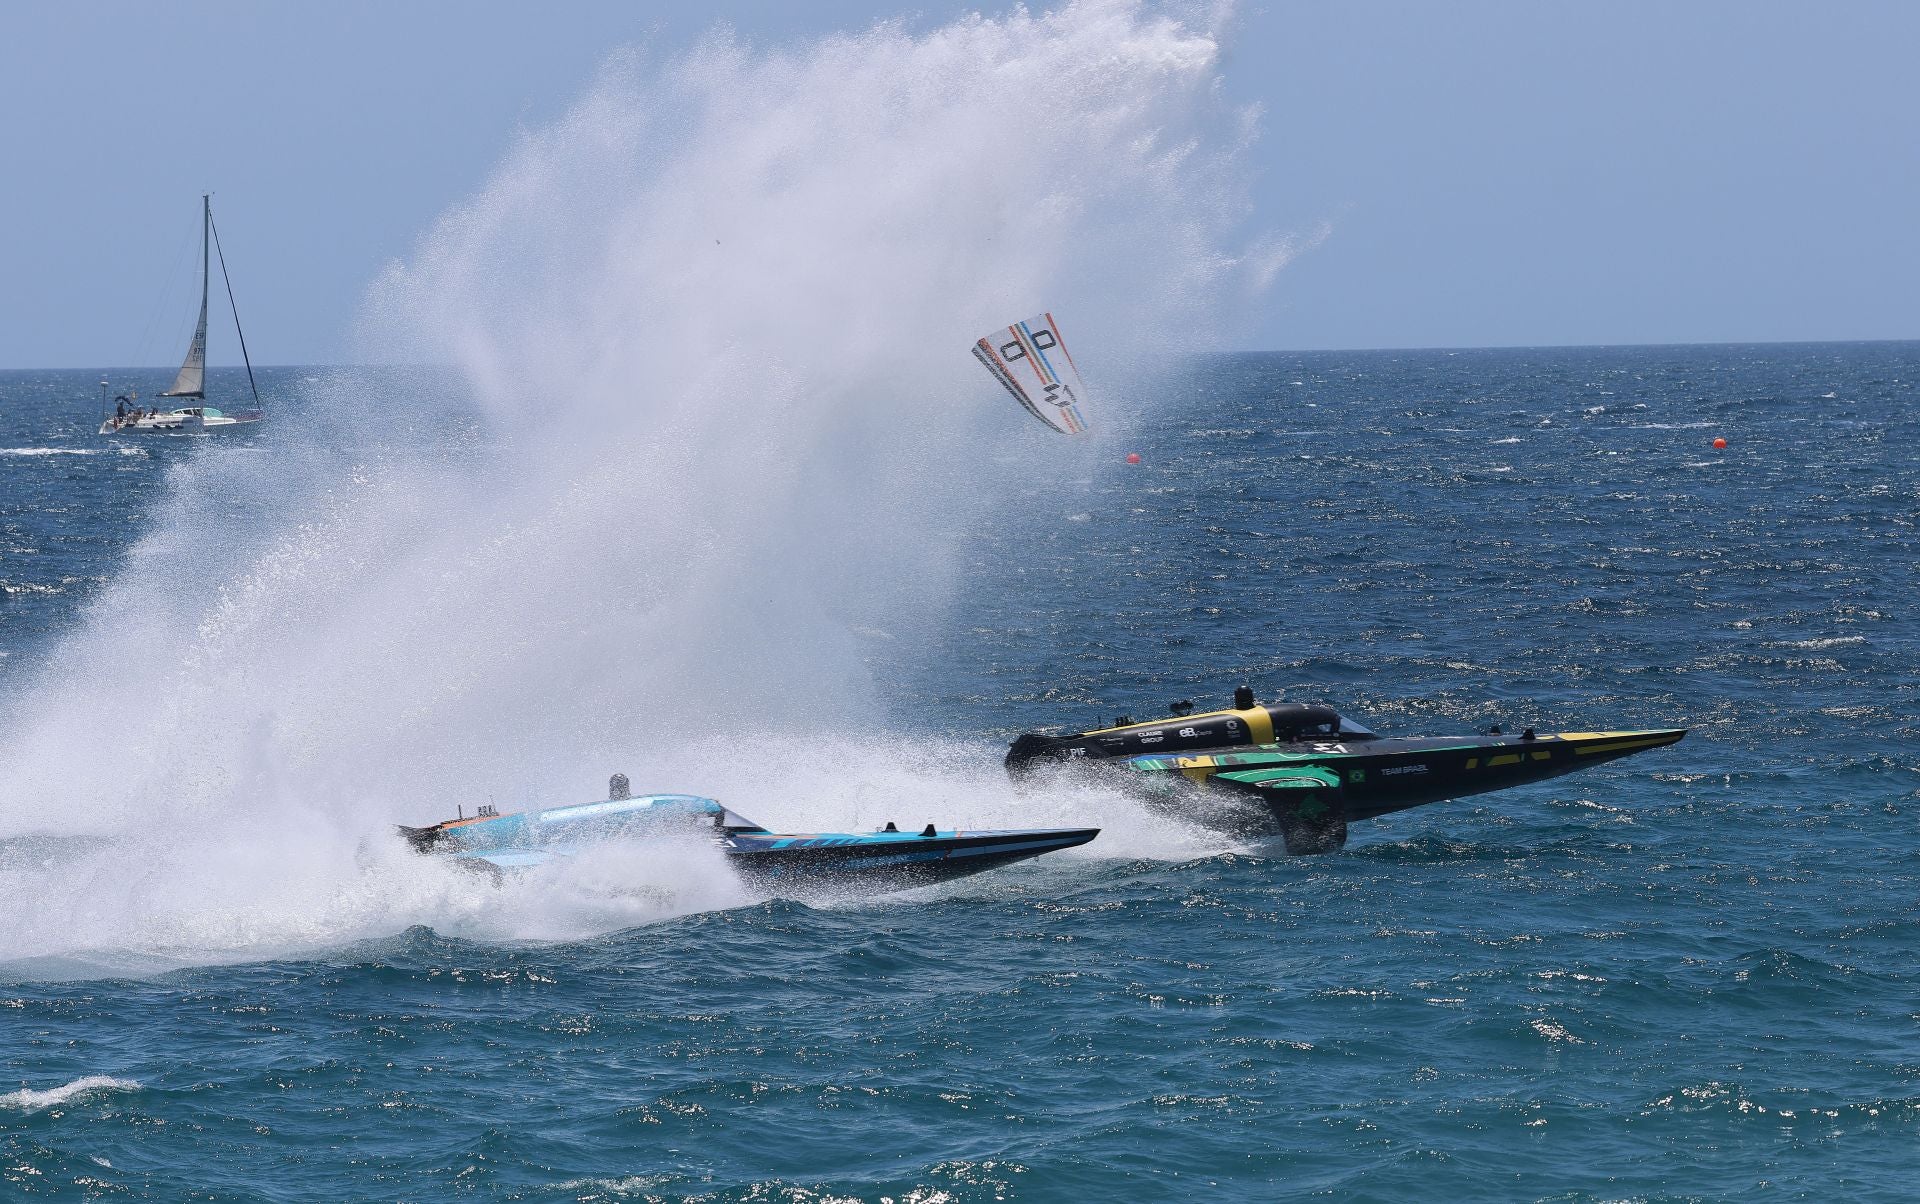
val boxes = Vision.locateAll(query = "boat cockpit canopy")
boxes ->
[1267,703,1378,742]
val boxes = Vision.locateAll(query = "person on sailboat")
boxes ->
[115,399,126,421]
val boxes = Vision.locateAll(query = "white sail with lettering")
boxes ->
[162,303,208,398]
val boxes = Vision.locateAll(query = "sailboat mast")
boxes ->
[199,194,210,336]
[207,199,263,414]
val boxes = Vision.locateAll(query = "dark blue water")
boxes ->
[3,345,1917,1200]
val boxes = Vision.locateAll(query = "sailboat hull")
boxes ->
[100,408,263,434]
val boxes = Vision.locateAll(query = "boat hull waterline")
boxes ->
[1007,699,1686,854]
[99,406,263,435]
[400,792,1098,896]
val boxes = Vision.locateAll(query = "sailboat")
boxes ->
[100,195,265,435]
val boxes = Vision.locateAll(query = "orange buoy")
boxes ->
[1125,452,1142,464]
[1712,437,1727,450]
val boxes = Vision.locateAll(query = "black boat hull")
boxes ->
[724,827,1100,892]
[1010,703,1686,853]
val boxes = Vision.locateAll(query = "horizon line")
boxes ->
[4,335,1916,374]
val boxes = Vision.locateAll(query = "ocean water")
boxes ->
[3,4,1918,1198]
[2,343,1916,1200]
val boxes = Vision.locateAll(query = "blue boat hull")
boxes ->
[399,792,1098,895]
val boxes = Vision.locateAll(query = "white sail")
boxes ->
[161,197,210,399]
[162,302,207,398]
[972,312,1089,435]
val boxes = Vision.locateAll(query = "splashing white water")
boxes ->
[1,1076,140,1113]
[0,1,1272,967]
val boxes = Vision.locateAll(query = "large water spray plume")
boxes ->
[0,1,1272,965]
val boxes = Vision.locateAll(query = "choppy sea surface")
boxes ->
[2,345,1917,1200]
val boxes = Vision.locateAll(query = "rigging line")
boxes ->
[207,206,262,413]
[135,210,198,371]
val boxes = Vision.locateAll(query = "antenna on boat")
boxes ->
[206,197,263,417]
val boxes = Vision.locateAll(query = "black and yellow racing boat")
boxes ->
[1006,688,1685,854]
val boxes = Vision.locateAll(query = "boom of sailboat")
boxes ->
[100,194,265,435]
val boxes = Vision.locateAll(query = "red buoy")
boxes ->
[1712,437,1727,450]
[1125,452,1142,464]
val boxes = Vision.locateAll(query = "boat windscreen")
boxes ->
[1333,713,1378,738]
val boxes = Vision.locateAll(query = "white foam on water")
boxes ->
[0,0,1277,968]
[1,1075,140,1113]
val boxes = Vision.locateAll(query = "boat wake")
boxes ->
[0,0,1276,971]
[0,749,1205,976]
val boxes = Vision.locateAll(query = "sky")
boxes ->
[1,0,1915,367]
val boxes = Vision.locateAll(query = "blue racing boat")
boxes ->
[398,778,1098,895]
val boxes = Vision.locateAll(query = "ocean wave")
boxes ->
[0,1075,139,1113]
[0,448,95,456]
[1527,1017,1586,1044]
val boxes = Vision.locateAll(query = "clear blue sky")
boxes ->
[2,0,1914,367]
